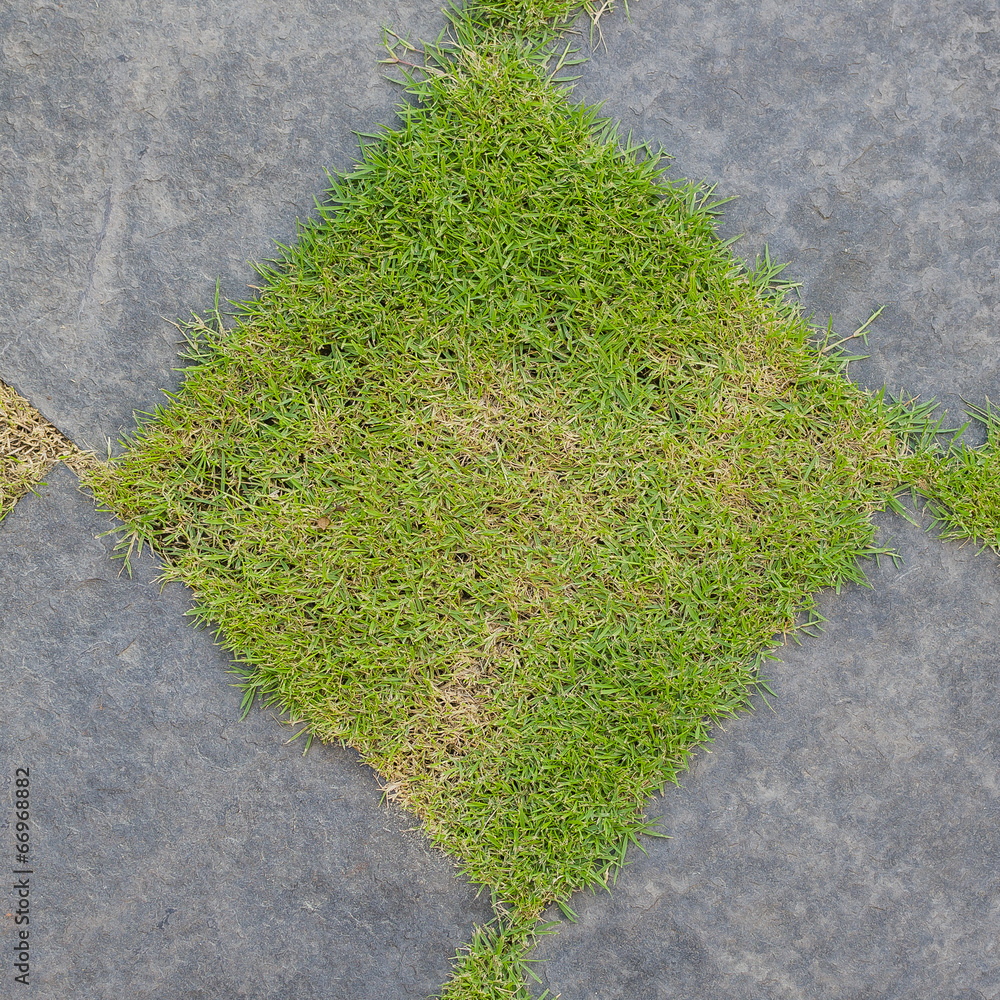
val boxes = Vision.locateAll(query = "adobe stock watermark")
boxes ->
[11,767,32,986]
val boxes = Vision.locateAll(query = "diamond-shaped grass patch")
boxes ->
[86,13,1000,997]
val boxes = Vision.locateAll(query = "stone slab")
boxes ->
[575,0,1000,437]
[531,510,1000,998]
[0,0,444,454]
[0,463,489,999]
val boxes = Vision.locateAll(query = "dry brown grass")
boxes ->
[0,379,98,520]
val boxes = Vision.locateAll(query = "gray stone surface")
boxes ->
[526,8,1000,992]
[0,0,444,453]
[0,463,488,1000]
[575,0,1000,437]
[532,9,1000,990]
[531,509,1000,998]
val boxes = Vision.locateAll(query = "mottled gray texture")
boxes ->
[531,509,1000,999]
[0,0,444,453]
[574,0,1000,438]
[0,463,488,1000]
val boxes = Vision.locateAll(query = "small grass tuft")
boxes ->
[0,380,96,522]
[439,915,556,999]
[920,401,1000,553]
[456,0,621,36]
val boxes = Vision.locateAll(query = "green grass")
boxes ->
[85,6,1000,997]
[922,402,1000,554]
[451,0,620,35]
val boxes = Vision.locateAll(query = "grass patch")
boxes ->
[85,6,1000,997]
